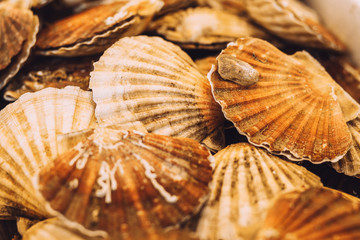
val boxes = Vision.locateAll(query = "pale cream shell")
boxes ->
[196,0,246,15]
[90,35,225,150]
[196,143,322,240]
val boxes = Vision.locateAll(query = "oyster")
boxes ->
[35,127,213,239]
[209,37,353,163]
[35,0,163,56]
[150,7,269,50]
[255,187,360,240]
[243,0,346,51]
[0,86,96,219]
[90,35,225,150]
[196,143,322,240]
[0,2,39,90]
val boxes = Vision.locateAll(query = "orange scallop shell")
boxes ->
[209,37,352,163]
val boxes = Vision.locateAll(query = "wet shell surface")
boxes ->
[332,116,360,177]
[0,3,39,90]
[255,187,360,240]
[196,143,322,240]
[35,0,163,56]
[90,35,225,150]
[150,7,268,50]
[36,127,213,239]
[244,0,346,51]
[209,37,352,163]
[0,86,96,219]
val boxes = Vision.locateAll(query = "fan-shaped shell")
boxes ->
[332,117,360,177]
[150,7,269,50]
[195,56,217,77]
[255,187,360,240]
[243,0,346,51]
[209,37,352,163]
[2,0,53,9]
[196,0,246,15]
[0,3,39,90]
[35,0,163,56]
[90,35,225,150]
[196,143,322,240]
[157,0,196,16]
[35,127,213,239]
[0,86,96,219]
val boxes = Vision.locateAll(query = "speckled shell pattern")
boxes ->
[209,37,352,163]
[255,187,360,240]
[332,117,360,177]
[36,127,213,239]
[150,7,268,50]
[0,3,39,90]
[196,143,322,240]
[244,0,346,51]
[0,86,96,219]
[90,35,225,149]
[35,0,163,56]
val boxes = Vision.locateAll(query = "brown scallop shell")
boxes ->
[35,127,213,239]
[244,0,346,51]
[0,86,96,219]
[195,56,217,77]
[196,0,246,15]
[90,35,225,151]
[150,7,269,50]
[0,3,39,90]
[196,143,322,240]
[255,187,360,240]
[332,116,360,177]
[35,0,163,56]
[209,37,352,163]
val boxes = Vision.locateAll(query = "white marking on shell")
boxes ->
[69,143,89,169]
[105,11,128,25]
[68,178,79,190]
[133,130,146,136]
[134,153,178,203]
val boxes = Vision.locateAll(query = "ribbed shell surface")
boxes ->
[196,0,246,15]
[209,38,352,163]
[0,86,96,219]
[90,36,225,149]
[332,117,360,177]
[36,127,213,239]
[255,187,360,240]
[0,3,39,89]
[196,143,322,240]
[151,7,268,50]
[244,0,346,51]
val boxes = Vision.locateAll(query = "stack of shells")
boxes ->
[0,0,360,239]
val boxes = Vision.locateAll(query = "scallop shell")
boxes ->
[90,35,225,150]
[150,7,269,50]
[2,0,53,9]
[332,117,360,177]
[0,3,39,90]
[196,0,246,15]
[35,127,213,239]
[0,86,96,219]
[209,37,352,163]
[35,0,163,56]
[157,0,196,16]
[243,0,346,51]
[195,56,217,76]
[255,187,360,240]
[196,143,322,240]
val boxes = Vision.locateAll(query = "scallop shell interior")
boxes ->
[36,127,213,239]
[196,143,322,240]
[209,37,352,163]
[0,86,96,219]
[244,0,346,51]
[255,187,360,240]
[90,35,225,150]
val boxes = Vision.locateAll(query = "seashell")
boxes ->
[35,127,213,239]
[2,0,53,9]
[16,217,39,236]
[196,143,322,240]
[243,0,346,51]
[90,35,225,150]
[196,0,246,15]
[255,187,360,240]
[157,0,196,16]
[0,219,19,240]
[0,3,39,90]
[150,7,269,50]
[195,56,217,77]
[332,116,360,177]
[35,0,163,56]
[0,86,96,219]
[3,56,95,101]
[209,37,352,163]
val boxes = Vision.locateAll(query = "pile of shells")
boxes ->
[1,0,360,239]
